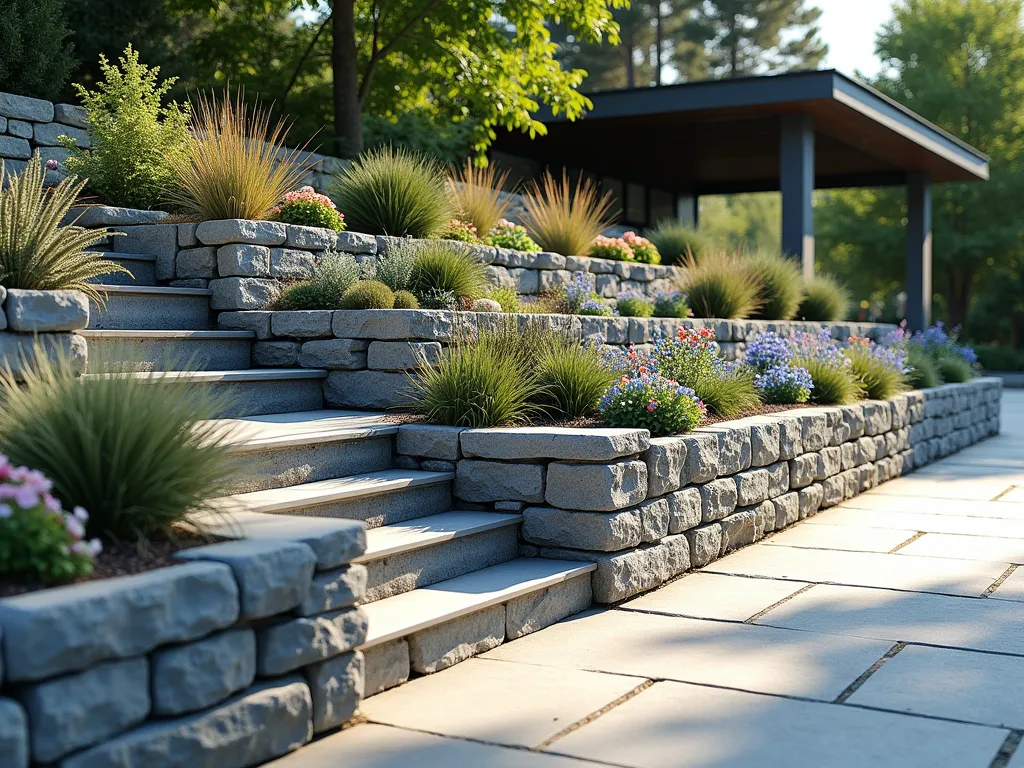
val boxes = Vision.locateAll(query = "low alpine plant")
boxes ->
[590,235,635,261]
[485,219,541,252]
[744,331,795,372]
[616,290,654,317]
[579,297,614,317]
[652,291,689,318]
[561,273,599,314]
[623,231,661,264]
[599,373,706,436]
[272,186,345,232]
[754,364,814,404]
[441,219,480,243]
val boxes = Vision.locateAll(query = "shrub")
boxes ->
[271,251,363,311]
[910,322,978,367]
[560,273,599,314]
[488,286,521,313]
[0,458,101,585]
[845,340,907,400]
[0,0,74,101]
[616,291,654,318]
[975,345,1024,372]
[440,219,480,243]
[448,161,511,236]
[744,331,796,372]
[646,220,710,265]
[170,90,312,221]
[579,298,614,317]
[272,187,345,232]
[331,146,452,238]
[599,373,706,436]
[419,288,460,310]
[1,155,126,301]
[680,251,762,319]
[797,274,850,322]
[393,290,420,309]
[744,248,803,321]
[61,46,188,210]
[792,330,860,405]
[623,231,661,264]
[485,219,541,252]
[408,241,487,302]
[372,241,418,292]
[522,170,614,255]
[590,236,634,261]
[339,280,395,309]
[0,346,238,542]
[905,343,941,388]
[937,355,975,383]
[652,291,689,318]
[754,364,814,404]
[537,340,617,418]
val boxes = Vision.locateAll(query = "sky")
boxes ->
[816,0,895,79]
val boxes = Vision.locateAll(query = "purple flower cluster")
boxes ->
[907,321,978,364]
[754,364,814,404]
[744,331,795,371]
[579,297,613,317]
[563,273,597,314]
[792,328,849,366]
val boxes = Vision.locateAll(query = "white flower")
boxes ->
[73,506,89,523]
[65,515,85,539]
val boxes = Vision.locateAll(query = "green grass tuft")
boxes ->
[680,251,762,319]
[845,345,906,400]
[743,248,803,321]
[799,356,861,405]
[408,241,487,302]
[905,344,941,389]
[797,274,850,322]
[339,280,395,309]
[536,340,617,419]
[392,290,420,309]
[690,368,761,418]
[937,355,975,383]
[646,220,711,265]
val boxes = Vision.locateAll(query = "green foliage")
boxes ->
[536,340,617,418]
[975,345,1024,372]
[0,345,238,542]
[845,345,906,400]
[744,248,803,321]
[797,274,850,322]
[599,376,706,436]
[440,220,481,243]
[273,196,345,232]
[0,0,75,101]
[339,280,395,309]
[485,221,541,252]
[590,236,635,261]
[330,146,453,238]
[271,251,362,311]
[62,46,190,210]
[680,252,762,319]
[691,369,760,419]
[627,233,661,264]
[616,295,654,318]
[363,113,474,166]
[419,288,461,310]
[371,241,418,292]
[646,220,710,266]
[0,494,95,585]
[937,355,975,383]
[799,356,861,405]
[488,286,522,313]
[905,343,942,388]
[523,171,615,256]
[409,242,487,301]
[393,290,420,309]
[1,154,125,301]
[653,292,690,318]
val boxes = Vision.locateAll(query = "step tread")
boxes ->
[94,284,213,296]
[207,409,397,452]
[79,330,255,340]
[80,368,326,383]
[86,251,158,262]
[359,558,596,648]
[355,510,522,563]
[209,468,454,515]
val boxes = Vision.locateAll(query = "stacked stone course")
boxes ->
[0,93,87,183]
[0,287,89,379]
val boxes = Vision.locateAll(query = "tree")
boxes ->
[0,0,76,101]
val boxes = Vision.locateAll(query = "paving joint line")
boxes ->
[989,730,1024,768]
[992,485,1019,502]
[532,679,656,752]
[888,531,927,553]
[744,584,816,623]
[832,642,906,704]
[983,565,1018,597]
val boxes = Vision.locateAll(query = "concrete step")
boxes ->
[84,252,157,287]
[79,368,327,418]
[80,330,254,372]
[211,410,399,493]
[355,511,522,603]
[208,468,454,529]
[88,285,213,331]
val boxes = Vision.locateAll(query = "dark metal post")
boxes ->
[906,172,933,331]
[677,194,699,228]
[780,114,815,279]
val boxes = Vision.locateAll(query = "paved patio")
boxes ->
[273,390,1024,768]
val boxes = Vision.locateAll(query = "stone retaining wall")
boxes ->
[217,307,897,410]
[395,378,1001,603]
[0,288,89,378]
[0,518,369,768]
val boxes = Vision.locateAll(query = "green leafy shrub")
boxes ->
[616,292,654,318]
[598,373,706,436]
[0,0,75,101]
[448,161,511,236]
[371,241,418,292]
[488,286,521,313]
[362,112,474,167]
[797,274,850,322]
[646,220,710,265]
[331,146,452,238]
[1,155,126,301]
[590,236,635,261]
[409,241,487,302]
[522,170,614,255]
[680,252,762,319]
[905,343,941,388]
[393,290,420,309]
[845,343,906,400]
[623,232,661,264]
[536,341,617,419]
[271,252,362,310]
[440,219,480,243]
[937,355,974,383]
[339,280,395,309]
[62,46,190,210]
[653,291,689,318]
[0,345,238,542]
[744,248,803,321]
[272,187,345,232]
[485,219,541,252]
[975,345,1024,372]
[419,288,460,310]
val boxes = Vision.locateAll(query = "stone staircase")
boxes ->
[83,247,594,699]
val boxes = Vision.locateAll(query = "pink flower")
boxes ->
[65,515,86,539]
[13,485,39,510]
[45,159,59,171]
[74,506,89,523]
[43,493,62,514]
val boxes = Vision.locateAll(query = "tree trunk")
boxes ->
[332,0,363,157]
[625,33,635,88]
[654,3,662,86]
[728,17,738,76]
[946,272,971,332]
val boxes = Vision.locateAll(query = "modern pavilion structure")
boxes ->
[493,69,990,331]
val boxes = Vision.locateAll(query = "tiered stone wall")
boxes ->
[395,378,1001,603]
[0,520,368,768]
[0,288,89,378]
[217,307,897,410]
[0,92,88,182]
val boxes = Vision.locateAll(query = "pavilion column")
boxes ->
[905,172,933,331]
[676,193,699,228]
[780,114,815,279]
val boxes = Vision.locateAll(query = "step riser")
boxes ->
[277,483,452,529]
[90,294,213,331]
[201,379,325,418]
[86,338,252,372]
[226,437,395,494]
[364,526,520,603]
[87,260,157,287]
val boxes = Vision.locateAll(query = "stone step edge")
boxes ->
[86,251,158,262]
[224,424,398,454]
[358,558,596,649]
[354,510,522,564]
[94,284,214,296]
[79,330,255,340]
[80,368,327,383]
[208,468,455,516]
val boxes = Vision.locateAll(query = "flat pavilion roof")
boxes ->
[494,69,989,194]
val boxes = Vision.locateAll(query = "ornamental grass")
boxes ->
[408,241,488,303]
[536,339,617,419]
[743,247,803,321]
[522,170,614,256]
[905,343,941,388]
[937,355,974,383]
[845,342,907,400]
[271,251,362,311]
[679,251,762,319]
[448,161,512,237]
[797,273,850,322]
[645,220,711,265]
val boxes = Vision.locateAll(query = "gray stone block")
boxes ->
[20,657,149,762]
[594,273,619,297]
[34,122,89,146]
[538,269,573,292]
[218,310,272,339]
[522,506,641,551]
[687,523,723,568]
[460,427,648,461]
[4,289,89,331]
[176,247,217,278]
[0,135,30,159]
[305,650,363,732]
[0,699,28,768]
[789,453,818,490]
[506,574,592,640]
[751,499,776,538]
[331,308,457,341]
[0,562,238,682]
[270,247,318,279]
[151,629,255,716]
[765,461,789,498]
[643,436,687,497]
[196,218,287,246]
[217,243,271,277]
[257,607,368,676]
[409,603,505,674]
[695,424,751,475]
[324,369,415,409]
[735,468,770,507]
[777,416,803,460]
[209,277,279,310]
[336,231,378,254]
[272,310,334,338]
[821,475,845,508]
[545,459,647,512]
[397,424,464,460]
[367,340,442,370]
[54,103,89,128]
[666,487,702,534]
[699,477,738,522]
[636,497,671,543]
[773,492,800,529]
[539,538,686,603]
[456,459,545,503]
[0,331,87,380]
[111,224,179,281]
[285,224,336,250]
[60,678,312,768]
[299,338,368,369]
[798,411,829,452]
[816,446,842,480]
[862,401,893,435]
[719,508,757,554]
[363,639,410,696]
[747,420,781,466]
[254,340,299,367]
[7,119,31,138]
[66,206,168,228]
[0,92,53,121]
[299,565,367,616]
[176,540,316,619]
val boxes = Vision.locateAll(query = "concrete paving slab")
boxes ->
[483,608,891,701]
[549,680,1005,768]
[808,507,1024,539]
[988,567,1024,602]
[898,532,1024,564]
[704,544,1008,597]
[620,573,810,622]
[359,658,644,748]
[758,584,1024,655]
[849,644,1024,728]
[864,475,1014,501]
[762,523,915,553]
[837,495,1024,520]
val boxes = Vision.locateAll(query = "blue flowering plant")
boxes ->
[599,372,706,436]
[789,329,861,404]
[843,336,908,400]
[883,321,975,385]
[559,273,613,316]
[743,331,814,404]
[652,290,690,318]
[616,289,654,318]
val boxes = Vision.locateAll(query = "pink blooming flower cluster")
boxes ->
[592,235,635,259]
[622,231,652,249]
[270,186,342,218]
[0,455,101,559]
